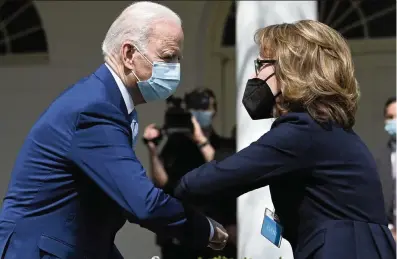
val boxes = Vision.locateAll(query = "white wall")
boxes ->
[0,1,209,258]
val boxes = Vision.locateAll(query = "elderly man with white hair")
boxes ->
[0,2,228,259]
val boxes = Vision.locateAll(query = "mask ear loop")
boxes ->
[263,72,281,97]
[133,44,153,66]
[263,72,275,82]
[130,44,153,82]
[131,70,141,82]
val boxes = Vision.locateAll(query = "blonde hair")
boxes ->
[255,20,360,129]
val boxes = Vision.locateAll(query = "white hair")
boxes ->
[101,1,182,57]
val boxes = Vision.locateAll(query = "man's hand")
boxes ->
[143,124,161,152]
[208,218,229,250]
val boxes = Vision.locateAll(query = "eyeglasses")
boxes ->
[254,59,276,76]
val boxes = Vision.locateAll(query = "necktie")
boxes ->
[129,109,138,148]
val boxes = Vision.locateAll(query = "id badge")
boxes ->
[261,208,283,247]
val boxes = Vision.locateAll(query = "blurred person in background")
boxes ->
[170,20,396,259]
[231,125,237,139]
[375,96,396,239]
[143,88,237,259]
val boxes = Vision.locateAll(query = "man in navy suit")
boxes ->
[0,2,228,258]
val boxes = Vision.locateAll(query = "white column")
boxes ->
[236,1,317,259]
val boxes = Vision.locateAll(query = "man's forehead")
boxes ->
[158,39,182,53]
[151,21,183,49]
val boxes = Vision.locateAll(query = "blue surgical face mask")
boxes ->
[385,119,396,136]
[191,110,213,128]
[132,47,181,102]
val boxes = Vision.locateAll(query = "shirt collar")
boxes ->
[105,63,134,114]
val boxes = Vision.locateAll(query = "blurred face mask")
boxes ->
[385,119,396,136]
[132,47,181,102]
[242,73,281,120]
[190,110,213,128]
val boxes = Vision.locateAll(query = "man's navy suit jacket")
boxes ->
[174,113,397,259]
[0,64,210,259]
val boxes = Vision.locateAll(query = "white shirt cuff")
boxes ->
[207,217,214,241]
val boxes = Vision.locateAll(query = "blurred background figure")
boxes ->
[375,97,396,239]
[142,88,237,259]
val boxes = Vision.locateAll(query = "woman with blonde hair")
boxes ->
[170,20,396,258]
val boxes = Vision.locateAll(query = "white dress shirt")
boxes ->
[105,64,139,147]
[105,64,134,114]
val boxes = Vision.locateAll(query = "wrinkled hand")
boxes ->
[143,124,160,150]
[208,218,229,250]
[191,116,207,144]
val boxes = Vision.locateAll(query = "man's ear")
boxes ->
[120,42,136,70]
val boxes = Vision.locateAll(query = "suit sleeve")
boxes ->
[68,103,210,249]
[173,118,312,202]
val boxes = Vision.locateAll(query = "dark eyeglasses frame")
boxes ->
[255,59,276,76]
